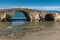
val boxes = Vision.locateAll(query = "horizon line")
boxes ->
[0,6,60,10]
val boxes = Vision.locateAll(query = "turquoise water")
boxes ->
[12,11,27,25]
[12,11,26,19]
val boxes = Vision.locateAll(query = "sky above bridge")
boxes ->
[0,0,60,10]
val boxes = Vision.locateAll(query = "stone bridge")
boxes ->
[0,8,60,22]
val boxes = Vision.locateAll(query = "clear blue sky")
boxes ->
[0,0,60,10]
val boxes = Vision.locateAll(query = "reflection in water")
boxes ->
[0,21,60,32]
[0,21,60,40]
[12,19,27,25]
[0,21,60,39]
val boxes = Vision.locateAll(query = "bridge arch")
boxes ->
[12,10,31,21]
[45,14,55,21]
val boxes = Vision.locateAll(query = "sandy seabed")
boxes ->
[0,28,60,40]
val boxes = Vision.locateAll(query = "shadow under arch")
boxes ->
[45,14,54,21]
[12,10,31,21]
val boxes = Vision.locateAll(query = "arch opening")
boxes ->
[12,11,31,25]
[12,10,30,21]
[45,14,54,21]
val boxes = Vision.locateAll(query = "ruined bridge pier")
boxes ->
[0,8,60,22]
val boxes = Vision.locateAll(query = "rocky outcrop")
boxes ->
[1,13,11,22]
[0,8,43,22]
[0,8,60,22]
